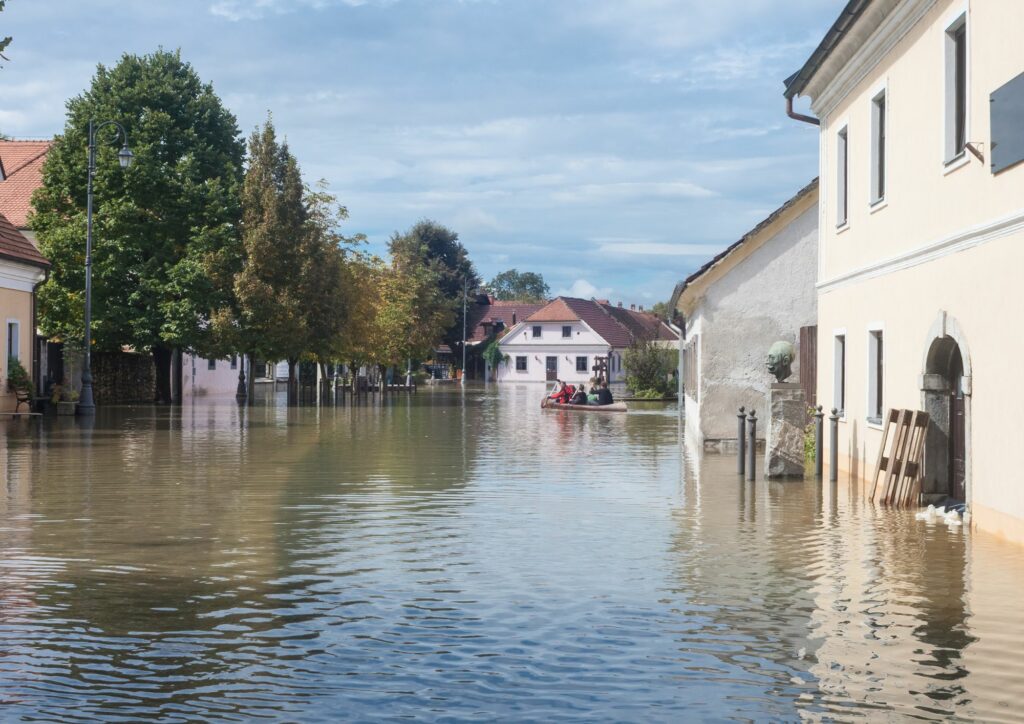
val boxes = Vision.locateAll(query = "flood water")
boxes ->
[1,385,1022,721]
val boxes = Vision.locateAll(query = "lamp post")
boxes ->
[79,119,134,414]
[461,276,468,386]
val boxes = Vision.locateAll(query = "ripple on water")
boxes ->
[0,389,1022,721]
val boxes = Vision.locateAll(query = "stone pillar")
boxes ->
[766,382,806,479]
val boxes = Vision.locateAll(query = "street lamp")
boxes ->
[79,119,134,414]
[461,276,468,385]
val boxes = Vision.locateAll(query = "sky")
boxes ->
[0,0,840,306]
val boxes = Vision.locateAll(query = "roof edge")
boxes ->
[784,0,873,99]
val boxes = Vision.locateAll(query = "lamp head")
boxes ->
[118,145,134,169]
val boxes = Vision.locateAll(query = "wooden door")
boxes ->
[950,351,966,500]
[545,356,558,381]
[799,325,817,408]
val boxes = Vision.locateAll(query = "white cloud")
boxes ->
[210,0,380,21]
[552,181,714,203]
[554,279,614,300]
[595,241,724,256]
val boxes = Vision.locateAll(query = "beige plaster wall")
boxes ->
[813,0,1024,543]
[0,287,35,413]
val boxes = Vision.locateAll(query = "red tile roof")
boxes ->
[467,299,545,343]
[0,211,50,269]
[522,296,679,348]
[0,140,52,229]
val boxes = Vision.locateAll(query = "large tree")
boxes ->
[488,268,549,302]
[387,220,478,355]
[0,1,11,64]
[32,49,244,403]
[229,117,307,403]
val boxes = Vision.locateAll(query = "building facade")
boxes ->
[785,0,1024,542]
[671,180,819,455]
[496,297,678,385]
[0,213,50,412]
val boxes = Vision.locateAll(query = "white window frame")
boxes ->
[943,7,969,169]
[870,82,887,206]
[836,124,849,228]
[531,325,542,339]
[576,355,588,373]
[208,358,216,371]
[866,324,885,427]
[515,355,528,372]
[6,319,20,363]
[833,330,847,418]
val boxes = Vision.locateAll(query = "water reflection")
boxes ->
[0,388,1021,720]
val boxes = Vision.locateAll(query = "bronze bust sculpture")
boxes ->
[767,340,795,383]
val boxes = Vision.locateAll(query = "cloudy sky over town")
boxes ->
[2,0,839,305]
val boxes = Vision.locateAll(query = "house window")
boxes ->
[837,126,848,226]
[6,321,19,362]
[871,90,886,203]
[208,358,216,371]
[562,325,572,338]
[868,329,884,423]
[515,356,527,372]
[683,335,699,401]
[945,14,968,162]
[576,356,588,372]
[532,325,542,338]
[231,356,238,370]
[833,334,846,414]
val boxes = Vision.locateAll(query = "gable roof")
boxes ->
[0,140,52,229]
[0,211,50,269]
[466,299,545,343]
[669,178,818,314]
[515,296,678,348]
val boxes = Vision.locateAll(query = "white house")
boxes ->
[496,297,678,385]
[182,353,245,398]
[670,179,819,455]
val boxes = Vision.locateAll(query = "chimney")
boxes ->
[630,304,636,311]
[617,301,622,308]
[639,305,644,312]
[512,311,517,325]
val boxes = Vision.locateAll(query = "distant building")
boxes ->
[785,0,1024,542]
[670,180,819,454]
[464,296,544,380]
[182,353,245,398]
[0,212,50,411]
[496,297,678,385]
[0,139,51,246]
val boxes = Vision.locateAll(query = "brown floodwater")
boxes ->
[0,384,1022,721]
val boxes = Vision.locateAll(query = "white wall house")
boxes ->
[495,297,678,385]
[671,180,819,455]
[182,353,245,398]
[785,0,1024,543]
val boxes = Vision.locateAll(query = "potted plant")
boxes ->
[51,384,79,416]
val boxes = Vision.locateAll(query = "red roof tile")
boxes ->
[0,211,50,269]
[521,296,679,347]
[524,298,580,323]
[602,305,679,342]
[466,299,545,343]
[0,140,52,229]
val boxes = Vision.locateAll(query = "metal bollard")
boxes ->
[737,406,746,475]
[746,409,757,481]
[829,408,839,483]
[814,405,824,479]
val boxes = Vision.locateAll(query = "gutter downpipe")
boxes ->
[666,316,684,405]
[786,96,820,126]
[32,267,50,398]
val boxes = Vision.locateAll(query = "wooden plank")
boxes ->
[799,325,817,409]
[882,409,910,505]
[893,410,921,507]
[869,408,899,501]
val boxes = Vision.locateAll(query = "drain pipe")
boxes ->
[666,315,684,402]
[786,96,820,126]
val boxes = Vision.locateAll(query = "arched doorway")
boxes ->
[920,314,970,504]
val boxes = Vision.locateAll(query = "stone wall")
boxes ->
[92,351,155,404]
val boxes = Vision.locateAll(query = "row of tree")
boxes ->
[32,49,549,403]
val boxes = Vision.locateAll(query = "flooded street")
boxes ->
[1,386,1022,721]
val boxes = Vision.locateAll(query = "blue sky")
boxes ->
[1,0,839,305]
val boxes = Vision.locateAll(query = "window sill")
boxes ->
[869,198,887,214]
[836,222,850,235]
[866,417,884,430]
[943,152,969,175]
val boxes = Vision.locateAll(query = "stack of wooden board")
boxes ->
[869,409,930,507]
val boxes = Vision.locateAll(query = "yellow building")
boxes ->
[0,212,49,412]
[785,0,1024,543]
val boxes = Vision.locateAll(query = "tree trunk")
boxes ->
[153,345,173,404]
[318,362,329,401]
[172,349,183,404]
[246,354,256,405]
[287,358,297,406]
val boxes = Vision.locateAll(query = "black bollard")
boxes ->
[737,406,746,475]
[829,408,840,483]
[747,409,757,481]
[814,405,824,479]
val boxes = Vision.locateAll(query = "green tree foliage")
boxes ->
[387,220,478,352]
[649,301,670,321]
[32,49,244,403]
[488,268,549,302]
[0,1,11,64]
[229,117,307,401]
[623,340,677,397]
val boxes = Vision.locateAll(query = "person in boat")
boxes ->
[569,384,588,405]
[595,380,614,406]
[548,380,573,405]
